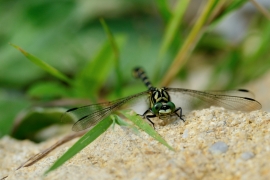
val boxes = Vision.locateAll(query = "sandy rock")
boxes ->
[1,107,270,180]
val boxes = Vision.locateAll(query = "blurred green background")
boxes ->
[1,0,270,142]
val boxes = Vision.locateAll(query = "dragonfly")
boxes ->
[61,67,262,132]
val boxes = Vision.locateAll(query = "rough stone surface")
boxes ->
[1,107,270,180]
[241,152,255,161]
[209,141,228,154]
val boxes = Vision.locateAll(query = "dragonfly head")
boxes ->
[151,101,176,115]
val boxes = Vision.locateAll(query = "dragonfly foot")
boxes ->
[175,107,185,122]
[180,115,185,122]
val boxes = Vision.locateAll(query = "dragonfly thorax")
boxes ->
[150,87,171,104]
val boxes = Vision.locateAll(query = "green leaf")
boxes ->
[9,43,72,85]
[121,110,174,151]
[74,36,126,99]
[45,117,113,175]
[12,107,70,142]
[27,81,71,99]
[0,91,30,138]
[113,115,140,135]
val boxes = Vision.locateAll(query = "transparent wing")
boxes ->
[204,89,256,98]
[165,88,262,113]
[61,90,149,132]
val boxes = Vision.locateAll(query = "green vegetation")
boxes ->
[1,0,269,174]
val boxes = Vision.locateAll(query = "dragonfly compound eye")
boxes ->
[166,101,176,111]
[152,102,162,114]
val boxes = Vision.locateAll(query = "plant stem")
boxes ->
[161,0,216,86]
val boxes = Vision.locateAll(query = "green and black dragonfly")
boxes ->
[62,67,262,132]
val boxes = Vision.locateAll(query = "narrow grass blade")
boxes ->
[10,43,72,85]
[161,0,216,86]
[100,18,123,97]
[250,0,270,20]
[121,110,174,151]
[100,18,119,61]
[113,114,141,135]
[44,117,113,175]
[159,0,190,57]
[156,0,172,22]
[206,0,248,25]
[17,131,86,170]
[223,0,247,15]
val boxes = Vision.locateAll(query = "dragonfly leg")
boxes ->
[135,109,150,118]
[135,109,156,128]
[174,107,185,122]
[142,109,151,116]
[145,114,156,128]
[137,109,151,118]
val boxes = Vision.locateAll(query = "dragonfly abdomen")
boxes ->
[133,67,153,89]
